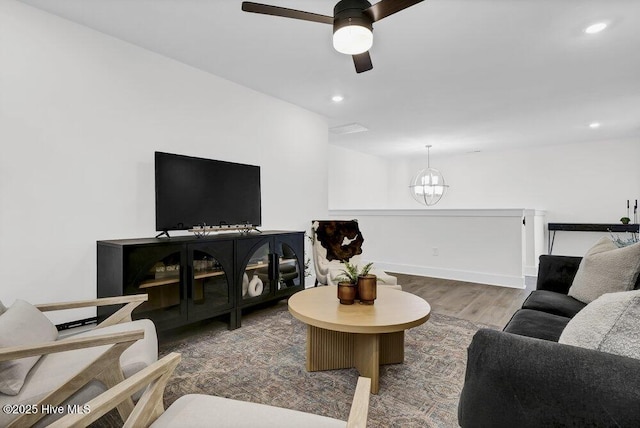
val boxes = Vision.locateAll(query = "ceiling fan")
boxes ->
[241,0,424,73]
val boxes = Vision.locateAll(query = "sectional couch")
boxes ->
[458,252,640,427]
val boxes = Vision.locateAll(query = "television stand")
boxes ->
[97,230,305,332]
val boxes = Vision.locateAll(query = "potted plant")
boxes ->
[621,217,631,225]
[336,262,378,305]
[357,262,377,305]
[336,261,359,305]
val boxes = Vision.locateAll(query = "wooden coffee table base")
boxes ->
[306,325,405,394]
[289,286,431,395]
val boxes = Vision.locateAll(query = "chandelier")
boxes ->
[409,145,449,206]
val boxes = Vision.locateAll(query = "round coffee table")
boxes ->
[288,285,431,394]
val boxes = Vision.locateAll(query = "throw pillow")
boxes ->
[567,237,640,303]
[559,290,640,360]
[0,299,59,395]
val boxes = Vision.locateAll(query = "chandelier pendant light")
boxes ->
[409,145,449,206]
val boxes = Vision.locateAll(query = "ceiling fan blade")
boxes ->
[241,2,333,25]
[364,0,424,22]
[353,52,373,73]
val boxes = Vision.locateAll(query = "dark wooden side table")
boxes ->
[547,223,639,254]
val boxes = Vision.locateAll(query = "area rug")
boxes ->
[157,301,494,427]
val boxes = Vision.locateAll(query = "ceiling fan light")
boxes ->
[333,25,373,55]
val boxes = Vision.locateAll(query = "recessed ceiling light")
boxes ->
[584,22,608,34]
[589,122,601,129]
[331,95,344,103]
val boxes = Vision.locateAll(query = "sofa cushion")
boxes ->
[458,328,640,428]
[522,290,586,318]
[568,238,640,303]
[559,290,640,360]
[503,309,571,342]
[150,394,346,428]
[0,300,59,395]
[536,255,583,294]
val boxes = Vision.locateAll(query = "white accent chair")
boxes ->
[51,352,371,428]
[311,220,400,289]
[0,294,157,427]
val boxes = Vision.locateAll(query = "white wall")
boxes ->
[389,139,640,220]
[329,209,536,288]
[330,139,640,257]
[392,139,640,256]
[0,1,328,321]
[328,145,390,209]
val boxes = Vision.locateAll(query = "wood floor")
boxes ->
[392,272,530,328]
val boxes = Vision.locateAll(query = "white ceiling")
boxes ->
[18,0,640,159]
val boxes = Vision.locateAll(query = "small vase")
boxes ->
[242,273,249,297]
[337,282,357,305]
[248,274,263,297]
[357,274,377,305]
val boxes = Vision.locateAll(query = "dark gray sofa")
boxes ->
[458,255,640,427]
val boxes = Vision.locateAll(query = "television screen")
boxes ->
[155,152,261,232]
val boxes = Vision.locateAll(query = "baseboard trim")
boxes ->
[374,262,526,289]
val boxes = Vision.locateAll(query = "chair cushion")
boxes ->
[568,238,640,303]
[0,300,59,395]
[151,394,346,428]
[522,290,586,318]
[559,290,640,360]
[0,319,157,427]
[68,318,158,379]
[370,268,398,286]
[503,309,571,342]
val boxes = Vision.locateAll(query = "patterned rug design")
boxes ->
[158,301,492,427]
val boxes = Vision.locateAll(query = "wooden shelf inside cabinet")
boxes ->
[139,277,180,289]
[194,270,225,280]
[242,259,295,272]
[245,262,268,271]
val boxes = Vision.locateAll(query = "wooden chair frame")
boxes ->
[35,293,148,329]
[51,353,371,428]
[0,294,149,427]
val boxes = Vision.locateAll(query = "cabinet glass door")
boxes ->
[240,242,271,302]
[277,243,301,291]
[189,241,233,321]
[126,247,185,325]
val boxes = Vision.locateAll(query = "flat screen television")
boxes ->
[155,151,261,232]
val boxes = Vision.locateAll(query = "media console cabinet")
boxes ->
[97,231,304,331]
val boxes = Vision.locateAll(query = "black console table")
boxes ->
[548,223,639,254]
[97,231,304,332]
